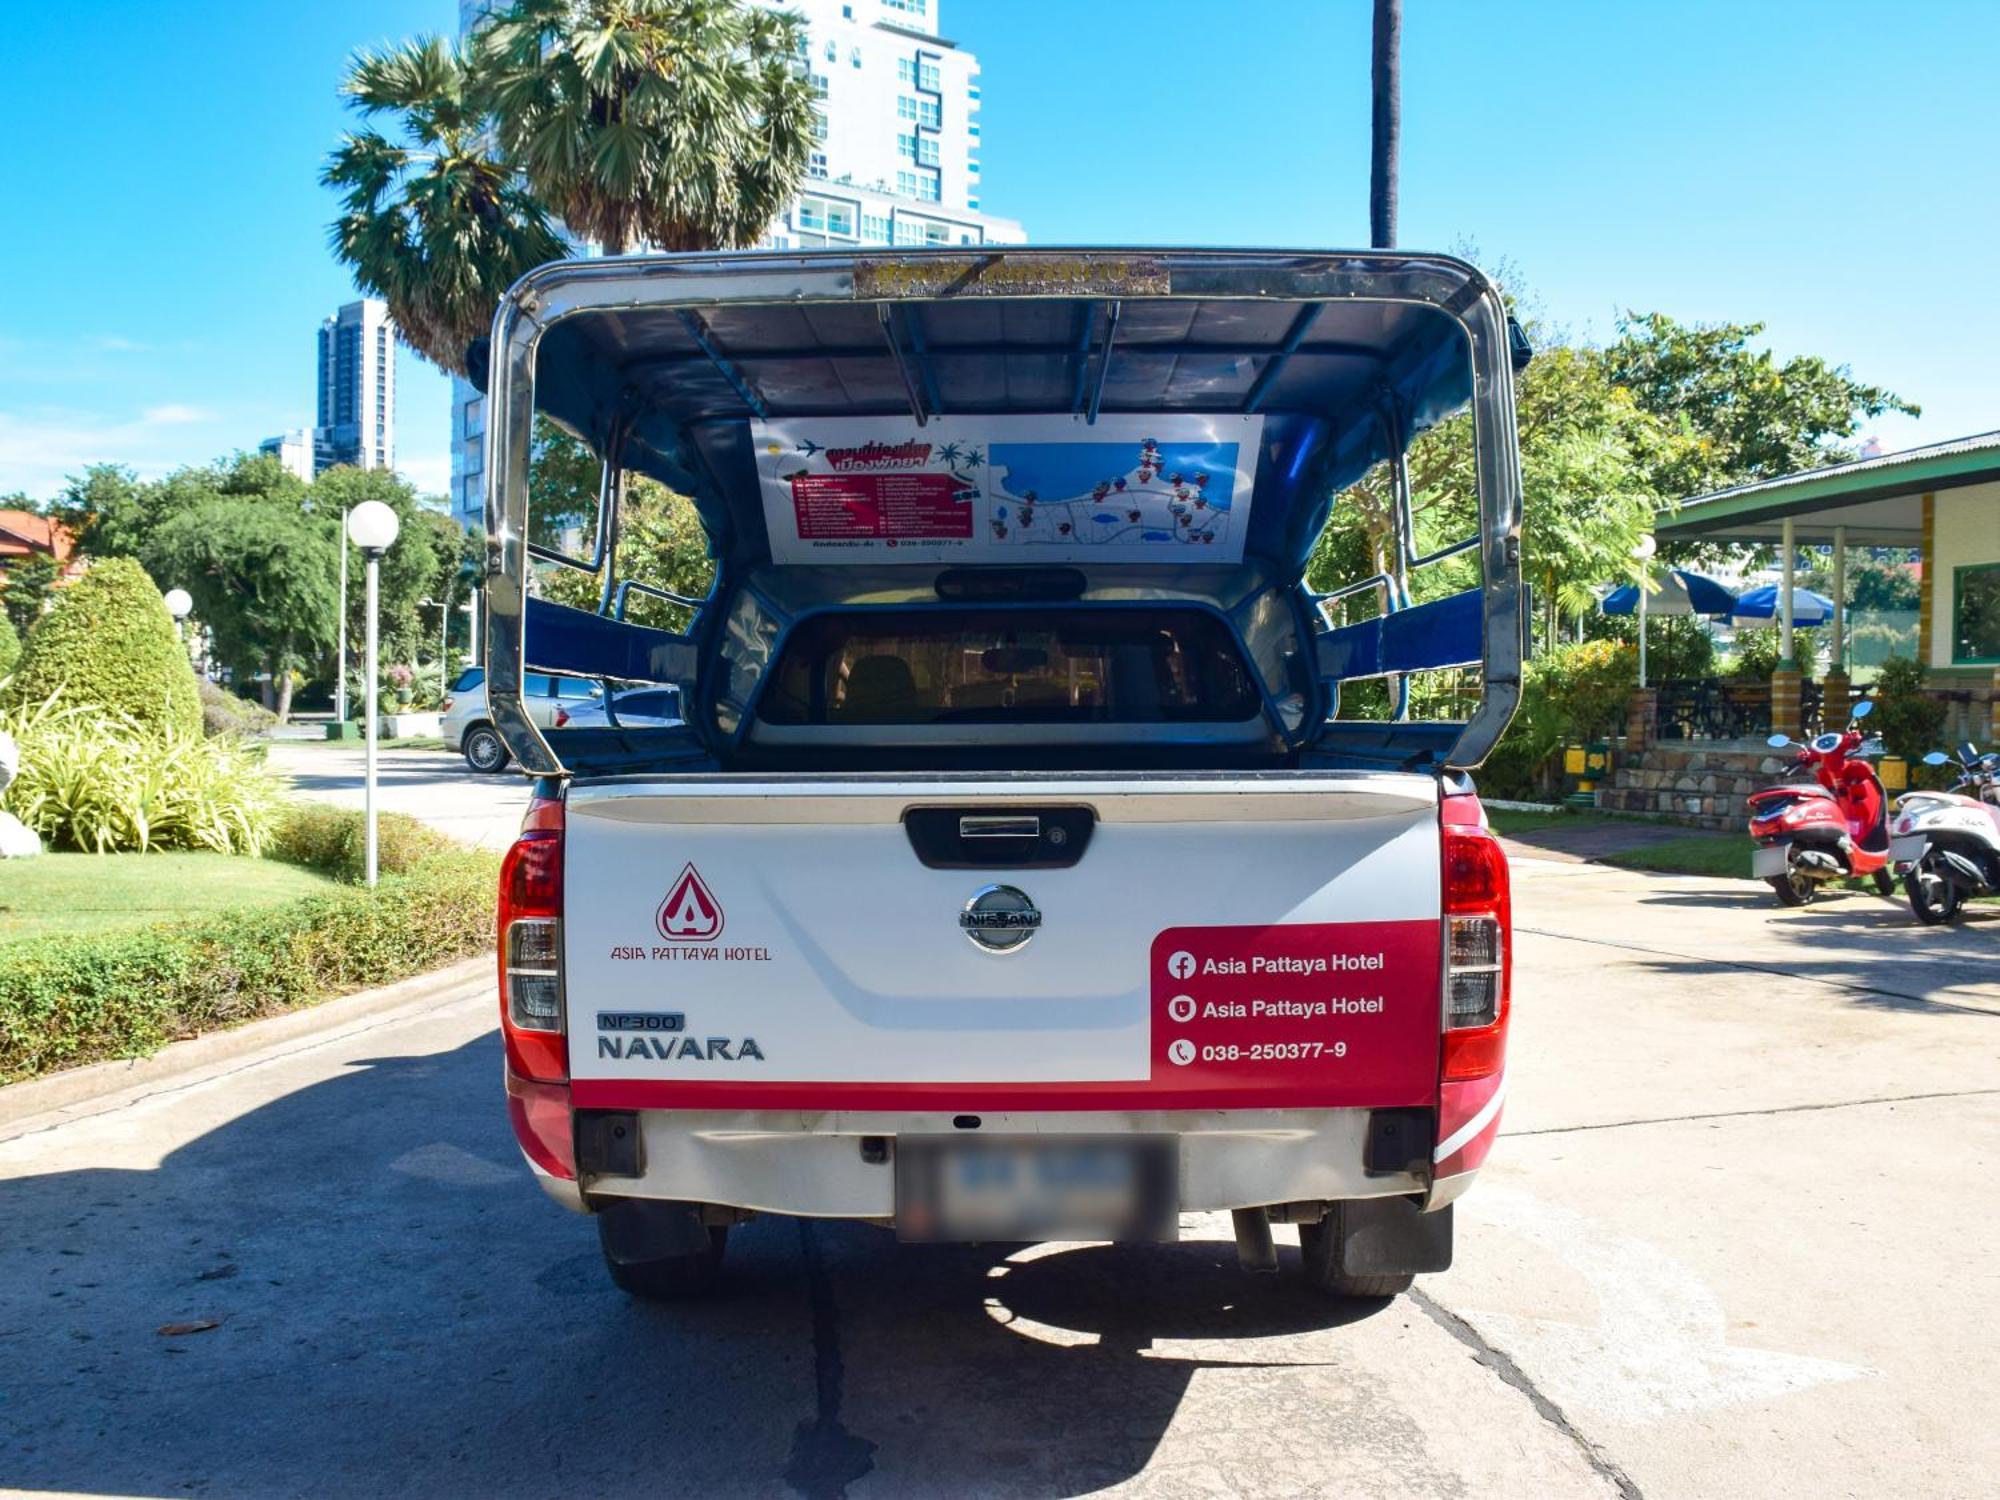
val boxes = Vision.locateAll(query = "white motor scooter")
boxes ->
[1890,742,2000,924]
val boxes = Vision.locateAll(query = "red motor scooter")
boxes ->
[1748,699,1893,906]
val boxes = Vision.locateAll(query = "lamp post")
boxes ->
[346,501,401,886]
[163,588,192,640]
[1630,534,1658,689]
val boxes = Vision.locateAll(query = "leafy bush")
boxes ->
[0,612,19,679]
[0,693,284,854]
[199,679,278,738]
[270,802,452,883]
[1479,638,1638,799]
[1,558,200,734]
[1869,655,1947,767]
[0,849,497,1083]
[1729,625,1824,680]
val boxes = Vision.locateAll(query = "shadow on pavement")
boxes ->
[0,1034,1387,1499]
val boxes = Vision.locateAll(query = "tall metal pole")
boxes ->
[335,510,351,723]
[1369,0,1402,249]
[1637,580,1648,689]
[364,549,381,887]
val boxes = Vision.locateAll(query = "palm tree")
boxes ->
[322,37,567,377]
[474,0,818,255]
[1369,0,1400,249]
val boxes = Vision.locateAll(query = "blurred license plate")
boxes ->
[1751,843,1791,878]
[895,1136,1177,1243]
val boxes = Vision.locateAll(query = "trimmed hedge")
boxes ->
[270,802,453,883]
[0,612,19,679]
[2,558,201,735]
[199,679,277,738]
[0,849,497,1084]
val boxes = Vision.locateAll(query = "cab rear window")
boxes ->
[756,608,1262,726]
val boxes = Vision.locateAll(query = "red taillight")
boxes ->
[1441,825,1511,1081]
[498,794,567,1085]
[554,707,569,728]
[442,697,455,713]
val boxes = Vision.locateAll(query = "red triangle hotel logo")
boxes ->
[656,863,724,942]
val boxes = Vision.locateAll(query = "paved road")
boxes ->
[2,775,1996,1495]
[265,742,531,850]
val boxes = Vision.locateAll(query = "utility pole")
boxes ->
[1370,0,1401,249]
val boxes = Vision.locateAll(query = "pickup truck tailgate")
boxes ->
[562,776,1443,1111]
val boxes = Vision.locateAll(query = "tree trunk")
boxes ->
[1369,0,1401,250]
[274,656,295,725]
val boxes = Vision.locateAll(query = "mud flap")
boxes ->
[1341,1199,1453,1277]
[597,1198,712,1262]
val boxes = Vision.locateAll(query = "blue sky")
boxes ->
[2,0,1995,502]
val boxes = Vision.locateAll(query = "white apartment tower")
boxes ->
[448,0,1026,527]
[316,298,396,474]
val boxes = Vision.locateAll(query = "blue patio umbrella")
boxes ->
[1600,568,1738,617]
[1730,583,1835,627]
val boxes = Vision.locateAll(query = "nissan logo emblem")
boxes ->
[959,884,1041,953]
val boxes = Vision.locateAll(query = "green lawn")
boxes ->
[1602,837,1752,881]
[0,852,339,941]
[1486,808,1614,837]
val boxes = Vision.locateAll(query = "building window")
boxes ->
[809,72,829,98]
[915,137,938,166]
[809,151,828,179]
[884,0,927,13]
[861,213,891,243]
[1953,563,2000,663]
[897,58,914,85]
[968,123,980,138]
[823,41,836,61]
[918,97,941,128]
[897,95,917,120]
[895,169,920,198]
[919,60,940,90]
[968,85,981,101]
[893,217,924,246]
[797,197,827,231]
[967,159,979,175]
[967,196,980,209]
[917,174,940,202]
[841,4,852,16]
[811,111,828,141]
[850,47,862,67]
[897,131,917,158]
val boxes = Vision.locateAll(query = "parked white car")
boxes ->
[554,686,685,731]
[442,667,601,772]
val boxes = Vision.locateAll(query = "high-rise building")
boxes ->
[316,298,396,475]
[257,428,318,483]
[448,0,1024,528]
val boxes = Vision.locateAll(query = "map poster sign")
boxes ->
[752,414,1264,565]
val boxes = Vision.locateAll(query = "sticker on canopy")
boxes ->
[753,414,1263,565]
[1150,921,1440,1104]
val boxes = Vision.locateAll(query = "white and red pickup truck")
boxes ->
[476,248,1526,1299]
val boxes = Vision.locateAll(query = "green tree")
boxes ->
[1608,312,1919,498]
[1,558,201,735]
[476,0,817,254]
[0,611,19,679]
[309,467,448,686]
[2,553,59,637]
[324,36,566,376]
[1309,340,1662,647]
[144,502,338,723]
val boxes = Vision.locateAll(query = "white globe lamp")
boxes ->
[345,500,401,554]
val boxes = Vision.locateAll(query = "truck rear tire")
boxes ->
[597,1207,728,1300]
[1296,1207,1416,1299]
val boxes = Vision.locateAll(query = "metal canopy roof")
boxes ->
[1659,430,2000,545]
[517,248,1500,575]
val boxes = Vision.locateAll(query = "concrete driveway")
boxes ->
[264,742,531,850]
[0,849,1994,1496]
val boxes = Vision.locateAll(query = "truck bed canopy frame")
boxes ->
[479,248,1524,778]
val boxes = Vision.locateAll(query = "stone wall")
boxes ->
[1598,744,1787,831]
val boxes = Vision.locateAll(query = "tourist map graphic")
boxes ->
[753,415,1263,565]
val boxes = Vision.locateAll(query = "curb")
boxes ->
[0,955,492,1138]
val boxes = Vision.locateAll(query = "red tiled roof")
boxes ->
[0,510,76,563]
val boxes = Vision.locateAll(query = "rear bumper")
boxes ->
[572,1108,1434,1219]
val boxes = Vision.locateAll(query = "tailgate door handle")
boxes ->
[960,815,1041,839]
